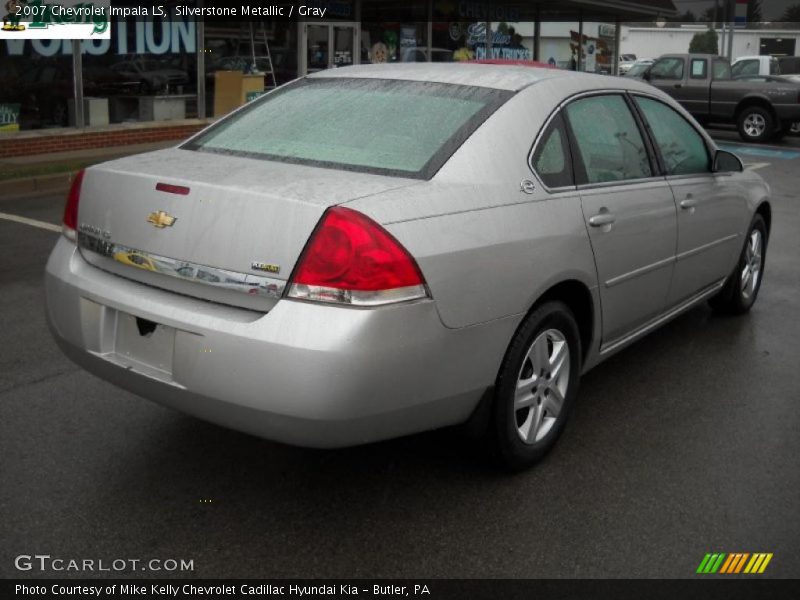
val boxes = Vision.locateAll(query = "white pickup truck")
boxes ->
[732,55,781,78]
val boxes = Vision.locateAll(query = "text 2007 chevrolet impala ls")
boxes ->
[45,64,770,469]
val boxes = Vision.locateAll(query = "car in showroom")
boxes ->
[45,64,771,469]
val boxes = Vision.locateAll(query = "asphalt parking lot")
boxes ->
[1,133,798,579]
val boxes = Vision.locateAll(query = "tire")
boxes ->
[709,214,767,315]
[737,106,774,143]
[489,301,582,471]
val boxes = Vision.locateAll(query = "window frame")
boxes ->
[628,92,715,179]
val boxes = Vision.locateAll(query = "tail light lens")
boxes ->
[287,206,428,306]
[62,169,85,242]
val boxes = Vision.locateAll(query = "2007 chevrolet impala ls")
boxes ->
[45,64,770,469]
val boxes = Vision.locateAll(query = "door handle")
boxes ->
[680,197,697,209]
[674,83,683,88]
[589,213,616,227]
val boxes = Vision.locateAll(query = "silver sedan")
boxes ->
[45,64,770,469]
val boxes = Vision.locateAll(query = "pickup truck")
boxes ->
[642,53,800,142]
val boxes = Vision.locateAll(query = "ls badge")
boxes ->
[251,261,281,274]
[147,211,177,228]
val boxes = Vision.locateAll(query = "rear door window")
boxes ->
[564,95,653,185]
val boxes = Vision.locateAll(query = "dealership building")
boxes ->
[0,0,677,159]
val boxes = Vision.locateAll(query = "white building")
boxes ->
[620,25,800,61]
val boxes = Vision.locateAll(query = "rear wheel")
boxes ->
[490,301,581,471]
[709,214,767,315]
[737,106,774,143]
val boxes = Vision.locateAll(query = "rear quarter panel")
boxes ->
[346,80,599,330]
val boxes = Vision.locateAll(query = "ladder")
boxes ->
[246,21,277,90]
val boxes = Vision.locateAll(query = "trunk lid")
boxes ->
[76,148,418,311]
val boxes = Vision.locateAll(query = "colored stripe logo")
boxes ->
[697,553,773,574]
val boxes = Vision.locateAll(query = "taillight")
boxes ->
[62,169,85,241]
[287,206,428,306]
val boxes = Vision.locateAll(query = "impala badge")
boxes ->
[147,211,177,228]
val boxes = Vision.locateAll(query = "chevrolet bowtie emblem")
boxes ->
[147,211,177,228]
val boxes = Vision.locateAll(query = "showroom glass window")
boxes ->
[80,16,198,125]
[0,39,73,130]
[565,94,652,184]
[635,97,710,176]
[205,22,297,118]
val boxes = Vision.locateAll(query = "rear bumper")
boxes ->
[45,238,518,448]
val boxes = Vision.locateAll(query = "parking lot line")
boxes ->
[0,211,60,233]
[718,143,800,160]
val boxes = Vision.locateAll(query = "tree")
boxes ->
[782,4,800,23]
[689,29,719,54]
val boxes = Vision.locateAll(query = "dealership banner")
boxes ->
[4,579,800,600]
[0,0,110,39]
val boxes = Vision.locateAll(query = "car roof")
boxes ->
[307,63,577,91]
[307,63,665,97]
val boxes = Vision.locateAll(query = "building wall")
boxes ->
[620,26,800,60]
[0,121,208,159]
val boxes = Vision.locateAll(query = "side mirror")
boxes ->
[642,69,651,81]
[713,149,743,173]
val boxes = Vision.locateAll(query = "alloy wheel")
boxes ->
[514,329,570,444]
[743,113,766,138]
[741,229,763,300]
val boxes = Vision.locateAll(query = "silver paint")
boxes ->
[45,65,770,447]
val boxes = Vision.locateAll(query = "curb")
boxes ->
[1,171,75,200]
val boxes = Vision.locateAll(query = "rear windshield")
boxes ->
[184,78,511,179]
